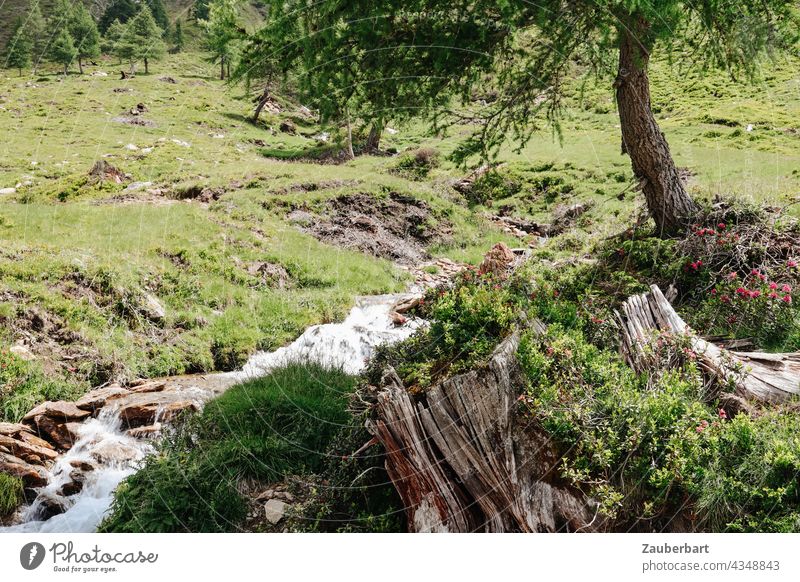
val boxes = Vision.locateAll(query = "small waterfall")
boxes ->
[1,294,421,533]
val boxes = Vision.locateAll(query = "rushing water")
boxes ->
[1,294,421,533]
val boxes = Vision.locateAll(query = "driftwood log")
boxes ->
[618,284,800,404]
[367,333,602,532]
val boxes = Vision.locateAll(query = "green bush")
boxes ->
[100,363,354,532]
[391,148,441,180]
[517,322,800,531]
[0,473,23,517]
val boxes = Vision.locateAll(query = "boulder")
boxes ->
[128,380,167,394]
[125,423,162,439]
[23,401,90,425]
[0,452,48,488]
[90,440,140,464]
[29,417,83,450]
[0,435,58,464]
[0,187,16,195]
[110,391,200,429]
[75,385,131,413]
[279,120,296,135]
[0,422,34,438]
[141,293,166,322]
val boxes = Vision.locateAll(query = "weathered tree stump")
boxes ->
[617,284,800,403]
[368,333,601,532]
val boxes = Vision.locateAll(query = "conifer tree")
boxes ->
[172,20,184,53]
[130,5,166,74]
[49,26,77,75]
[5,19,32,76]
[202,0,241,80]
[69,3,101,74]
[99,0,137,34]
[27,1,48,74]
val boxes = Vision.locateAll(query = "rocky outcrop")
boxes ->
[368,333,601,532]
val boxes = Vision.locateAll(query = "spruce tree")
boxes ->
[131,5,166,74]
[172,20,184,53]
[69,3,101,74]
[5,19,32,76]
[99,0,138,34]
[145,0,170,36]
[49,26,78,75]
[27,1,48,74]
[202,0,241,80]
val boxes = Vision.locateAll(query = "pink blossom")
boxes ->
[782,294,792,304]
[788,260,797,268]
[726,272,738,280]
[769,291,779,299]
[718,223,726,230]
[750,290,761,298]
[781,284,792,293]
[770,282,778,290]
[718,409,728,419]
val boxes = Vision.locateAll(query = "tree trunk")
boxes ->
[63,63,68,75]
[78,58,83,75]
[220,57,225,80]
[345,108,355,159]
[253,87,270,122]
[144,58,149,74]
[615,20,697,235]
[368,332,604,532]
[366,121,383,152]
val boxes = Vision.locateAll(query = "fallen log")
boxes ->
[368,333,602,532]
[617,284,800,404]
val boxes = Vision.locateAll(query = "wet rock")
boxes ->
[75,385,131,414]
[23,401,90,425]
[69,459,97,472]
[90,441,140,464]
[125,423,162,439]
[111,391,200,429]
[30,417,83,450]
[35,493,67,520]
[390,311,407,326]
[0,452,48,488]
[128,380,166,394]
[59,479,83,496]
[392,295,421,314]
[264,499,287,524]
[0,435,58,464]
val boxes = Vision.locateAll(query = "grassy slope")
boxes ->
[0,50,513,415]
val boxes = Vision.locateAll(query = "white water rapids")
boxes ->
[1,295,422,533]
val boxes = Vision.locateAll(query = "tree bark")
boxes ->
[78,58,83,75]
[366,121,383,152]
[615,20,697,235]
[220,56,225,80]
[345,107,355,159]
[617,285,800,404]
[144,58,149,74]
[253,87,270,122]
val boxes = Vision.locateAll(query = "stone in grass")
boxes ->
[264,499,288,525]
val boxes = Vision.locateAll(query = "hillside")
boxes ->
[1,2,799,538]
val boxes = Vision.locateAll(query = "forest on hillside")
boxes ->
[1,0,799,537]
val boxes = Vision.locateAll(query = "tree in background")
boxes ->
[69,2,101,74]
[201,0,241,81]
[145,0,171,37]
[102,18,126,60]
[4,19,32,76]
[99,0,138,34]
[48,25,77,75]
[126,4,166,74]
[248,0,798,234]
[193,0,211,22]
[172,20,184,53]
[27,1,48,74]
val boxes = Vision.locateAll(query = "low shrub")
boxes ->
[391,148,441,180]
